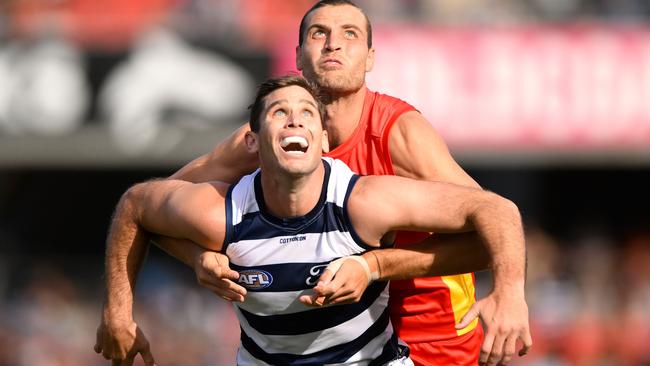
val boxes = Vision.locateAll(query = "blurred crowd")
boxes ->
[1,227,649,365]
[0,256,240,366]
[488,227,650,365]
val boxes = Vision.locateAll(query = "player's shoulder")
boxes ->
[347,175,410,215]
[363,89,418,140]
[367,89,417,112]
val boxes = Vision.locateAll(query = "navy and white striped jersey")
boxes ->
[222,157,405,366]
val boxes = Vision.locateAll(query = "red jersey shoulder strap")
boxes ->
[365,90,417,174]
[366,91,417,138]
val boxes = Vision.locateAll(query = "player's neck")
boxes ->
[260,163,325,219]
[323,86,367,149]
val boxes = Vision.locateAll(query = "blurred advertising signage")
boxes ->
[274,25,650,149]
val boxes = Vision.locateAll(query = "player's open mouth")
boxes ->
[281,136,308,154]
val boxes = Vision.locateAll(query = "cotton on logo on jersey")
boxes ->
[238,270,273,289]
[279,235,307,244]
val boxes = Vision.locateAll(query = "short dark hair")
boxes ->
[298,0,372,49]
[248,75,326,132]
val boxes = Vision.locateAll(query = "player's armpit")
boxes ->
[170,123,259,183]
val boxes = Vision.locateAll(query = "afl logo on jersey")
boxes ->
[238,270,273,290]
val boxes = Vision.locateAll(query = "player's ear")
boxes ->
[245,130,259,153]
[365,47,375,72]
[296,45,303,71]
[321,130,329,153]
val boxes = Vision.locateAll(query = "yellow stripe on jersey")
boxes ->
[442,273,478,336]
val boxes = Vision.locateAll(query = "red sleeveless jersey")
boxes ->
[325,88,479,343]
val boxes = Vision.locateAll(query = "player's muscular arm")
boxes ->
[104,180,228,316]
[102,185,152,329]
[389,112,527,293]
[380,111,492,274]
[350,176,524,258]
[97,180,228,364]
[152,235,244,302]
[136,181,244,301]
[305,177,513,307]
[361,232,491,280]
[357,178,532,365]
[104,180,229,313]
[389,111,480,187]
[155,124,255,296]
[170,124,258,183]
[348,176,520,281]
[133,180,228,247]
[101,127,252,345]
[96,189,155,365]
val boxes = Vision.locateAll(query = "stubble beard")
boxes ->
[308,69,365,100]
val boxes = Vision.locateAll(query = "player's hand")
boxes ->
[455,290,532,366]
[299,256,372,306]
[94,316,156,366]
[194,250,246,302]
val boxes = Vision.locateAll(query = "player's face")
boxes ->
[296,4,375,95]
[249,85,326,176]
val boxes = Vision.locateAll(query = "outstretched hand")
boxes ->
[94,317,155,366]
[194,250,246,302]
[455,291,532,366]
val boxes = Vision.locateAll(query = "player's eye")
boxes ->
[312,30,326,38]
[302,109,314,118]
[344,30,357,38]
[273,109,287,118]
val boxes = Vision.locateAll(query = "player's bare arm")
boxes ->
[364,232,492,279]
[389,111,480,187]
[170,124,258,183]
[152,235,244,301]
[304,176,519,306]
[346,111,494,281]
[96,106,288,366]
[95,182,157,365]
[153,124,254,276]
[103,123,253,304]
[350,176,522,258]
[318,111,532,363]
[131,180,228,247]
[95,180,229,365]
[390,111,532,363]
[150,125,255,301]
[308,112,492,297]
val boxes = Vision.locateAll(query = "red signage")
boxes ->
[274,25,650,149]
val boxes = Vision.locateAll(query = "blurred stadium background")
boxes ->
[1,0,649,365]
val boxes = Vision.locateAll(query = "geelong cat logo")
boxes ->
[238,270,273,289]
[305,264,328,286]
